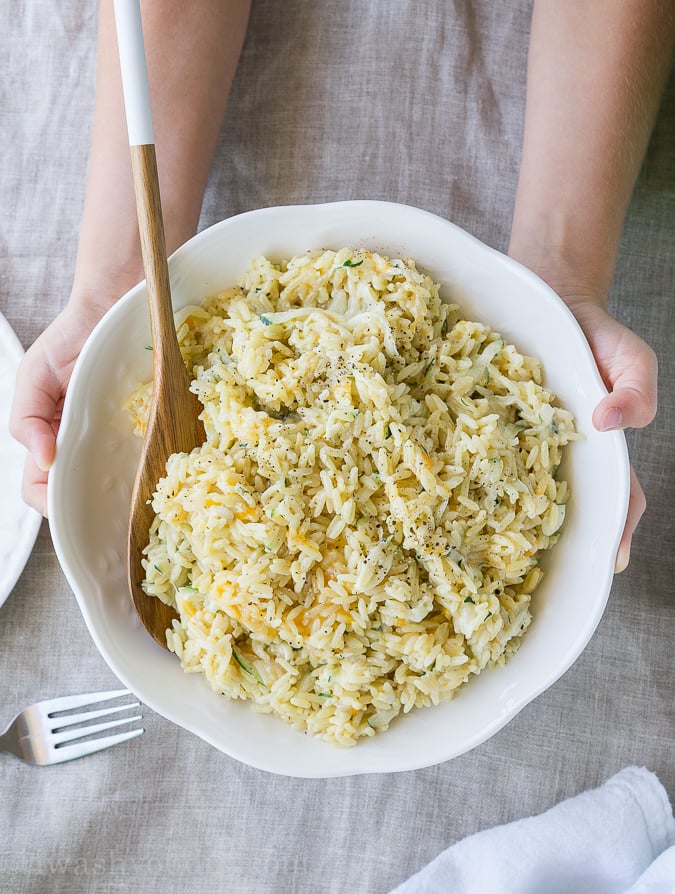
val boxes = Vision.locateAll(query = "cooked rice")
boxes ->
[126,248,577,746]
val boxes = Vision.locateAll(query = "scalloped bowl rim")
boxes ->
[48,201,629,777]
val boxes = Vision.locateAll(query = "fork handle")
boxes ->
[0,723,23,759]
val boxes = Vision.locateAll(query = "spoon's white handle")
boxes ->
[113,0,154,146]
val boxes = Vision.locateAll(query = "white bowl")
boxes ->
[49,201,629,777]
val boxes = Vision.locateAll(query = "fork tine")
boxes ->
[51,714,143,747]
[48,727,144,764]
[38,688,132,715]
[49,701,140,730]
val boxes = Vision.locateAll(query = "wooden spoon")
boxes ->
[115,0,205,648]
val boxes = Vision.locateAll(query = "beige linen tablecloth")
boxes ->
[1,2,674,892]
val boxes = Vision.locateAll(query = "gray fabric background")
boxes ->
[1,2,673,892]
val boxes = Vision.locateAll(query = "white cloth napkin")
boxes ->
[390,766,675,894]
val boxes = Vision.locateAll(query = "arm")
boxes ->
[509,0,675,571]
[10,0,251,515]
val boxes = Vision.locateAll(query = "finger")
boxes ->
[615,467,646,573]
[22,456,49,518]
[9,358,60,471]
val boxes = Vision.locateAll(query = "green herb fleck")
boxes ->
[342,258,364,268]
[464,596,475,604]
[232,647,268,688]
[260,315,273,326]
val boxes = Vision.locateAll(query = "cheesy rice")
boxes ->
[127,248,576,746]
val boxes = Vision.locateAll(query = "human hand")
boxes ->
[564,298,658,573]
[9,302,108,517]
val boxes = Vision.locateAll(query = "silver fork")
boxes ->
[0,689,144,765]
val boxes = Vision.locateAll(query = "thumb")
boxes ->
[17,417,57,473]
[592,350,658,432]
[10,359,60,472]
[593,387,656,432]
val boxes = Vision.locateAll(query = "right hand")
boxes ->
[10,301,107,517]
[563,298,657,573]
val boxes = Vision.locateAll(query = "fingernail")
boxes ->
[614,543,630,574]
[599,407,623,432]
[35,451,53,473]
